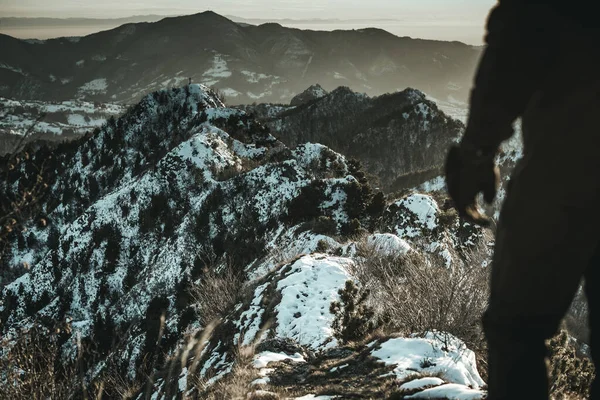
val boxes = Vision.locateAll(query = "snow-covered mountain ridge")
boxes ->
[241,85,464,192]
[0,84,492,399]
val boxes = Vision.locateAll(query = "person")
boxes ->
[445,1,600,399]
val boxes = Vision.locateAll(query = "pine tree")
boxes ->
[330,280,376,343]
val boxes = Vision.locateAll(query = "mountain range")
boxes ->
[0,11,481,105]
[0,84,493,399]
[242,84,463,192]
[0,11,589,398]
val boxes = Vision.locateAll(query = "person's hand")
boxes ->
[445,144,500,227]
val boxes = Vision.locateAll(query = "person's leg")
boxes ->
[483,187,594,399]
[483,81,600,399]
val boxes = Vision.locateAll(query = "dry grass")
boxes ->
[351,237,490,353]
[196,345,260,400]
[190,260,246,326]
[0,327,78,399]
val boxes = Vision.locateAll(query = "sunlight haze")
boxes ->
[0,0,497,44]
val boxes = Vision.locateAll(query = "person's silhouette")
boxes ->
[445,1,600,399]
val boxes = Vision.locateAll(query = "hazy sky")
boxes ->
[1,0,495,19]
[0,0,497,44]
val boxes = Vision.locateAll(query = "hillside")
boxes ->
[241,85,463,192]
[0,11,481,105]
[0,97,126,155]
[0,84,500,399]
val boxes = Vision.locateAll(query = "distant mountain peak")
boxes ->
[190,10,232,21]
[290,84,328,106]
[0,11,481,105]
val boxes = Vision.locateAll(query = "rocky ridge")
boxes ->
[0,84,490,399]
[241,86,463,193]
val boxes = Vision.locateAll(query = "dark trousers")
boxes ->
[483,79,600,399]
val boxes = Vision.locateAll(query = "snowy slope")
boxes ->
[241,86,464,192]
[0,84,491,399]
[0,97,126,154]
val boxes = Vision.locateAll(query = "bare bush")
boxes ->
[190,260,246,325]
[209,87,227,105]
[196,344,260,400]
[0,327,77,399]
[351,237,491,354]
[548,330,595,400]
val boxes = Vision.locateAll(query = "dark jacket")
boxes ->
[462,0,599,153]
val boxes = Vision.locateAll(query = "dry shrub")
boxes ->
[0,324,149,400]
[548,330,595,400]
[191,261,246,325]
[136,322,219,399]
[351,237,491,354]
[99,370,141,400]
[194,343,260,400]
[0,327,77,399]
[214,164,242,181]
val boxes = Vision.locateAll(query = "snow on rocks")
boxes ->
[290,84,328,106]
[251,350,305,389]
[371,332,484,388]
[176,128,238,179]
[234,283,270,346]
[365,233,411,257]
[292,143,326,169]
[78,78,108,96]
[275,255,353,349]
[253,351,306,369]
[251,376,271,386]
[399,195,439,231]
[405,384,486,400]
[400,377,444,392]
[250,228,341,280]
[388,194,440,239]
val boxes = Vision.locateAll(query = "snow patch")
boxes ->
[275,255,353,350]
[371,332,484,388]
[253,351,305,369]
[0,63,27,76]
[400,377,444,391]
[241,70,272,83]
[366,233,411,257]
[219,88,241,97]
[405,384,486,400]
[202,54,232,84]
[78,79,108,95]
